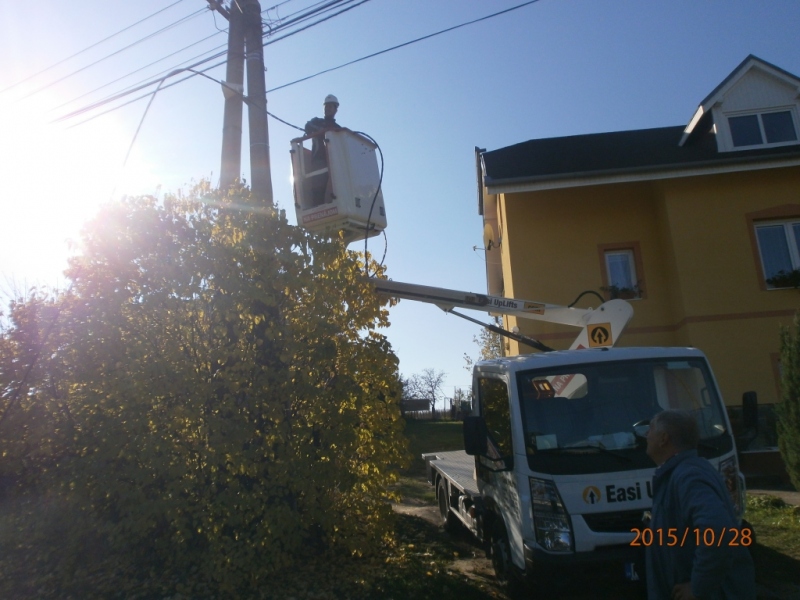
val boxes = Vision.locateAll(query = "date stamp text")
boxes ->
[630,527,752,547]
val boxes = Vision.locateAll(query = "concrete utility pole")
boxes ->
[242,0,273,203]
[215,0,245,191]
[209,0,273,202]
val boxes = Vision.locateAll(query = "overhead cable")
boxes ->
[19,7,209,102]
[87,0,348,111]
[270,0,542,93]
[61,0,538,127]
[56,0,370,124]
[0,0,190,95]
[51,30,224,112]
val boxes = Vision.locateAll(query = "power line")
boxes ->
[98,0,356,107]
[51,30,225,113]
[53,0,354,121]
[0,0,191,95]
[18,7,209,102]
[55,0,368,124]
[262,0,343,30]
[269,0,542,93]
[262,0,298,16]
[60,0,542,126]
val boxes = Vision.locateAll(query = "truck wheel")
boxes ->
[437,478,459,533]
[490,519,527,598]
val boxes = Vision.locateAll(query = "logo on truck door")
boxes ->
[588,323,613,347]
[583,486,602,504]
[583,482,653,504]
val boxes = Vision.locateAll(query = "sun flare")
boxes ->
[0,98,143,287]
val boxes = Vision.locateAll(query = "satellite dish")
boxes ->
[483,223,498,251]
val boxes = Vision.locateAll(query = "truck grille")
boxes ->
[583,510,647,533]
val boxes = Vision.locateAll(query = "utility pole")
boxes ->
[242,0,273,204]
[209,0,273,202]
[210,0,246,192]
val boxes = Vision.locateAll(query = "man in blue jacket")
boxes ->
[645,409,755,600]
[302,94,341,207]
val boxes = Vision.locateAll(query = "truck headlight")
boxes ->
[719,456,743,518]
[530,477,573,552]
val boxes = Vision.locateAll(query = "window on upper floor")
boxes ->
[728,109,798,148]
[600,245,643,299]
[754,220,800,288]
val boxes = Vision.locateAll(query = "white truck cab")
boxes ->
[428,346,744,590]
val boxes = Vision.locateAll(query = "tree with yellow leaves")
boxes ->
[0,182,408,597]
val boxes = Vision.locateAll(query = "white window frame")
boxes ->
[724,107,799,151]
[604,249,640,298]
[754,219,800,288]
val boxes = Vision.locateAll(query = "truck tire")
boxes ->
[437,478,459,533]
[489,519,527,598]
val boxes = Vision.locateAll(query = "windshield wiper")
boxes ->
[541,442,633,462]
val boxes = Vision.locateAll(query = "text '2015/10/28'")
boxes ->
[630,528,753,547]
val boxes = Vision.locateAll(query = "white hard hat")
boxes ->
[324,94,339,106]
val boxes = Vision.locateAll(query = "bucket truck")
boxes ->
[370,278,745,593]
[289,133,748,593]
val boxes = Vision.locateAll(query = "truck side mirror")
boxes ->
[463,416,488,456]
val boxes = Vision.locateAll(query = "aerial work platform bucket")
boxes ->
[290,129,387,244]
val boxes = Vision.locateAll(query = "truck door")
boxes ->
[476,377,525,568]
[478,377,513,474]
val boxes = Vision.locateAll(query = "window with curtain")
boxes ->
[755,220,800,288]
[604,249,639,297]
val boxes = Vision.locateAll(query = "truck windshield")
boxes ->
[517,358,728,455]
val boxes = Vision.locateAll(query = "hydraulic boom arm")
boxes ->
[369,278,633,350]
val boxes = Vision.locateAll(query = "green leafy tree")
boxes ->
[463,325,504,372]
[778,315,800,490]
[0,183,408,596]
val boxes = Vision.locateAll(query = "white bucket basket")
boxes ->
[290,129,387,244]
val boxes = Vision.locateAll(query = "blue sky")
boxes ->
[1,0,799,401]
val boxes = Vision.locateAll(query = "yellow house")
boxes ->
[477,56,800,454]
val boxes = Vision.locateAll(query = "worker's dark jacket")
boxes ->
[304,116,338,136]
[304,116,338,161]
[645,450,755,600]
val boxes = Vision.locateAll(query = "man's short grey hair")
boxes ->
[651,409,699,452]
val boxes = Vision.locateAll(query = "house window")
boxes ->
[602,247,642,299]
[728,110,798,148]
[755,220,800,288]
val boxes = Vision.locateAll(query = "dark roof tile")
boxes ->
[482,126,800,185]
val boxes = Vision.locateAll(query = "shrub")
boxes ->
[777,314,800,491]
[0,183,409,597]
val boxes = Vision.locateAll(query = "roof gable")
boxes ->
[681,55,800,147]
[480,56,800,195]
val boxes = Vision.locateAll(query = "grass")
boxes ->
[389,419,465,505]
[746,495,800,558]
[744,494,800,597]
[402,418,464,476]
